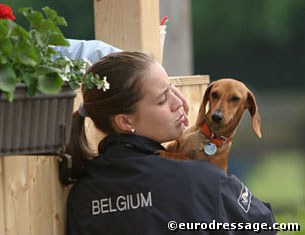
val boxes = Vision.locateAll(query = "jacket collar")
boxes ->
[98,133,165,155]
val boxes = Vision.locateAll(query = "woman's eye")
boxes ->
[158,98,167,105]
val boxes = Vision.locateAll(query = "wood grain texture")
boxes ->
[94,0,162,62]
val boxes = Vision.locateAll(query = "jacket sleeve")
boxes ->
[217,174,277,234]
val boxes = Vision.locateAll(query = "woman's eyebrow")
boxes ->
[155,87,170,100]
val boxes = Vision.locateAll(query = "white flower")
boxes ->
[80,67,86,74]
[63,64,71,74]
[64,56,74,66]
[102,76,110,92]
[61,74,69,82]
[82,58,92,67]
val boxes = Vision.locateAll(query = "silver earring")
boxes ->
[131,128,136,134]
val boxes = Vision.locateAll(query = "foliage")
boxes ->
[245,151,305,210]
[192,0,305,91]
[275,209,305,235]
[245,151,305,234]
[0,5,108,101]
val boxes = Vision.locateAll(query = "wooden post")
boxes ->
[94,0,162,63]
[0,159,4,235]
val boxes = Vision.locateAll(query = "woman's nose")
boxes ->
[170,91,183,111]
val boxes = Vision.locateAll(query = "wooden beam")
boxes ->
[94,0,162,62]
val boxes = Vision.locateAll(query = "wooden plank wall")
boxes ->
[0,156,70,235]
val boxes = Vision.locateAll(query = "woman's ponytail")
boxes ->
[59,111,94,184]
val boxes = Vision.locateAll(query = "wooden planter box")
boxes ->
[0,84,76,156]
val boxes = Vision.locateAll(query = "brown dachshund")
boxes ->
[158,78,262,173]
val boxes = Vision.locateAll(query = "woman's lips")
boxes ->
[176,113,188,125]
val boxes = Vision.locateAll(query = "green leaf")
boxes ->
[0,64,17,93]
[68,80,80,90]
[18,7,44,30]
[0,20,9,36]
[10,24,29,40]
[9,24,39,66]
[15,40,39,67]
[37,72,64,94]
[0,38,13,59]
[49,32,69,46]
[0,52,8,64]
[30,29,46,47]
[4,91,14,102]
[43,7,67,26]
[36,65,61,74]
[19,7,69,47]
[22,73,38,96]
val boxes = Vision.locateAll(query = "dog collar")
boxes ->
[200,122,232,147]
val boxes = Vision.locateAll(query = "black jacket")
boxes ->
[67,134,276,235]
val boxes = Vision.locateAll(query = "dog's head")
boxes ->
[196,78,262,138]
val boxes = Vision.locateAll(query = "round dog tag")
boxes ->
[203,143,217,156]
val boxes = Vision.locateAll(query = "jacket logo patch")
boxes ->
[91,191,152,215]
[237,184,252,213]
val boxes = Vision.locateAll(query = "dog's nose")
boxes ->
[212,111,223,123]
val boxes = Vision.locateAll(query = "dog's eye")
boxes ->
[231,96,240,102]
[211,92,218,99]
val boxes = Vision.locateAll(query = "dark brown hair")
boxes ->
[64,51,155,182]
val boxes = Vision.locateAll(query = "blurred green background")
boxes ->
[4,0,304,233]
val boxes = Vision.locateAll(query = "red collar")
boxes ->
[200,122,233,147]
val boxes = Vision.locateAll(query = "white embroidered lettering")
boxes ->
[100,198,109,213]
[92,200,100,215]
[130,193,140,209]
[108,197,117,213]
[117,195,127,211]
[92,192,153,215]
[141,191,152,207]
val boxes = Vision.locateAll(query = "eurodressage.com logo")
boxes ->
[167,220,301,233]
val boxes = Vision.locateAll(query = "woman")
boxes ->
[65,51,276,234]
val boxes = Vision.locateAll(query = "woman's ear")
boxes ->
[113,114,134,132]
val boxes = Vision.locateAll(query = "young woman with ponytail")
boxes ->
[65,51,276,235]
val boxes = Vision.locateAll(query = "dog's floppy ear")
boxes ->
[247,90,262,138]
[196,82,214,126]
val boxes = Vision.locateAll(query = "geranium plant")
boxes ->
[0,4,109,101]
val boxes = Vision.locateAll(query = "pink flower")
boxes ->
[0,4,16,20]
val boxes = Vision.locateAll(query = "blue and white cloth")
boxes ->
[52,39,122,63]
